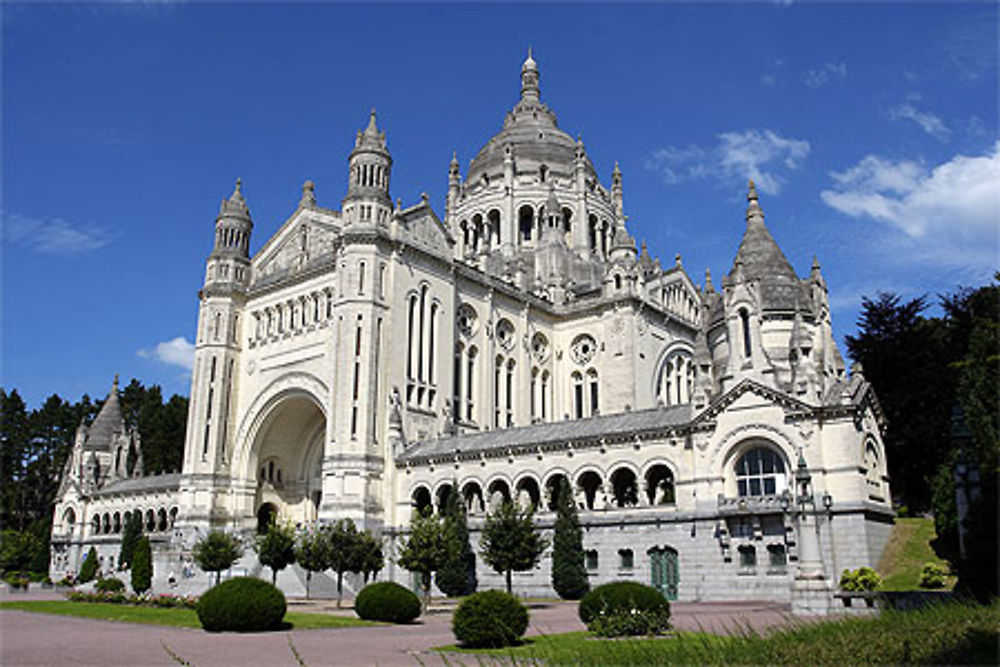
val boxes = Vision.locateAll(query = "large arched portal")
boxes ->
[249,393,326,527]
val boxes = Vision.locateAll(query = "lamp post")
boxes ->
[787,450,832,614]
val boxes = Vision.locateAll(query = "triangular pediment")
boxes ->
[397,202,451,256]
[692,378,814,426]
[253,208,341,281]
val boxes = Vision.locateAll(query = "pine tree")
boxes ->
[78,546,98,583]
[131,536,152,594]
[480,500,549,595]
[551,478,589,599]
[435,487,477,597]
[118,512,143,571]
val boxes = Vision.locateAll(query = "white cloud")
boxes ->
[805,62,847,89]
[645,129,810,195]
[820,142,1000,276]
[138,337,196,372]
[887,103,951,142]
[3,212,112,255]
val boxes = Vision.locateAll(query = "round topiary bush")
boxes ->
[578,581,670,625]
[354,582,421,623]
[196,577,286,632]
[95,577,125,593]
[452,590,529,648]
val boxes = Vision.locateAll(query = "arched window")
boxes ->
[572,371,584,419]
[466,346,477,422]
[740,308,752,358]
[505,359,515,427]
[519,205,535,243]
[864,441,882,494]
[657,350,694,405]
[587,369,599,416]
[412,487,432,514]
[735,447,787,497]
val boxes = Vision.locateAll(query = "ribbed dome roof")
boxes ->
[467,55,595,183]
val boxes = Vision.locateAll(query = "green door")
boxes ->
[649,547,679,601]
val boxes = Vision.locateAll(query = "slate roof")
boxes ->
[398,404,693,463]
[95,473,182,497]
[85,382,126,452]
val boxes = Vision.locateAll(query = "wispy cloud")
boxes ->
[138,337,196,372]
[804,62,847,89]
[820,141,1000,278]
[759,58,785,86]
[887,103,950,142]
[2,212,113,256]
[646,129,810,195]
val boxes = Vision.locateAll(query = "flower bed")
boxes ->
[66,590,198,609]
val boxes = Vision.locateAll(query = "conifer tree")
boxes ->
[118,512,142,571]
[435,486,477,597]
[78,546,98,583]
[551,478,589,599]
[131,536,152,594]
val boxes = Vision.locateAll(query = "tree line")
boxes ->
[0,380,188,577]
[846,277,997,597]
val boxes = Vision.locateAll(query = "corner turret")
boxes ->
[343,109,393,226]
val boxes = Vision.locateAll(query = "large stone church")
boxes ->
[51,54,893,606]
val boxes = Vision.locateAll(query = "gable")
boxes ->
[253,210,340,281]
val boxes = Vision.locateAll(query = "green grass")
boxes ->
[878,517,956,591]
[435,602,999,665]
[0,600,379,630]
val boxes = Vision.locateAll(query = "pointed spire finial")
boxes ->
[364,108,379,135]
[745,179,765,226]
[451,150,458,165]
[113,374,119,392]
[705,267,714,291]
[747,179,757,201]
[520,48,540,103]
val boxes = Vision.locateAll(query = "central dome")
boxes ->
[466,54,595,184]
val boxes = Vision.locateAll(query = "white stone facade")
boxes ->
[53,54,893,603]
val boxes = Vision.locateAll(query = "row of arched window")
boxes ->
[454,206,615,259]
[251,289,335,344]
[62,506,179,537]
[411,464,676,517]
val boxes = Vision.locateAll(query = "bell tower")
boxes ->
[343,110,392,227]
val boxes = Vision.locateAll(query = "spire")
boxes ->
[364,108,379,136]
[219,178,251,220]
[113,374,119,393]
[354,109,388,153]
[704,267,714,293]
[729,180,797,284]
[520,47,540,104]
[746,179,764,227]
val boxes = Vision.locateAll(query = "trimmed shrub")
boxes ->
[588,606,672,637]
[354,582,421,623]
[839,566,882,592]
[919,562,947,589]
[196,577,286,632]
[452,590,529,648]
[95,577,125,593]
[131,536,152,595]
[578,581,670,626]
[78,547,98,583]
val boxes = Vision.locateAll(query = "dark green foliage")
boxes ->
[118,379,189,475]
[919,562,947,589]
[192,531,243,585]
[480,501,549,595]
[354,581,421,623]
[436,486,477,597]
[95,577,125,593]
[578,581,670,626]
[118,512,143,571]
[326,519,363,608]
[254,521,296,585]
[397,509,448,611]
[452,590,529,648]
[0,529,40,574]
[838,567,882,592]
[587,606,671,637]
[356,530,384,583]
[551,478,589,600]
[78,547,98,583]
[295,528,330,599]
[195,576,286,632]
[131,536,152,594]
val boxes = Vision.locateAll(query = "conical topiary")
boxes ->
[78,546,98,583]
[131,536,152,594]
[551,478,589,599]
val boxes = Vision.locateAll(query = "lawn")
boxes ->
[0,600,379,630]
[436,603,999,665]
[878,517,956,591]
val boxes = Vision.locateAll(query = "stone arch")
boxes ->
[145,509,155,532]
[542,469,572,511]
[486,476,512,512]
[608,463,640,508]
[644,463,676,505]
[61,506,77,535]
[257,502,278,533]
[652,342,695,405]
[513,474,541,511]
[725,438,791,498]
[460,478,485,515]
[572,466,605,511]
[410,485,432,514]
[434,481,456,512]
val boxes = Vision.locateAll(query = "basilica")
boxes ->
[51,54,893,609]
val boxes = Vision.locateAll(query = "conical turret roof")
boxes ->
[729,180,797,283]
[85,376,126,451]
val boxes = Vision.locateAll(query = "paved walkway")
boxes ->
[0,589,800,666]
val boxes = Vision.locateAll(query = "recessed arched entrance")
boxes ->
[257,503,277,534]
[249,392,326,526]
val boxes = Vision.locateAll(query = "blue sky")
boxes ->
[3,1,998,408]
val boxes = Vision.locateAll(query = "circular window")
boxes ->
[496,318,515,350]
[457,304,478,337]
[530,332,549,363]
[571,334,597,365]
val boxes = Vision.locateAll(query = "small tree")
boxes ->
[78,546,98,583]
[296,527,330,599]
[551,478,589,599]
[192,530,243,586]
[436,487,477,597]
[356,530,384,584]
[327,519,362,608]
[480,501,549,595]
[131,536,152,594]
[397,509,447,612]
[118,512,143,571]
[255,521,297,585]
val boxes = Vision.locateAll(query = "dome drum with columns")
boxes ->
[52,54,892,609]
